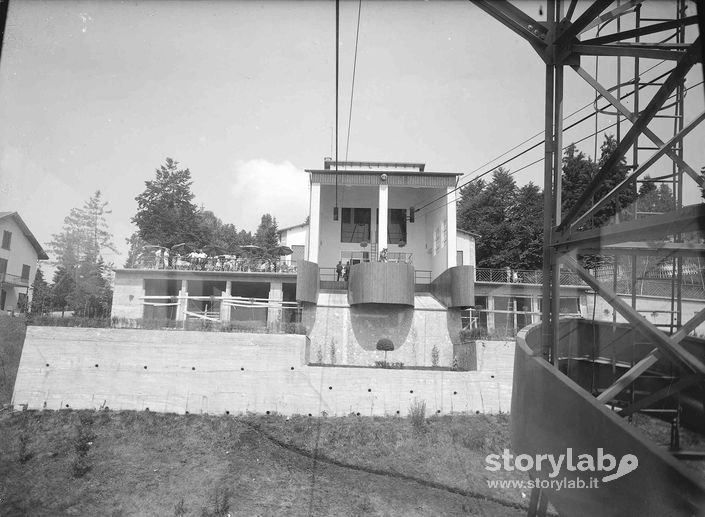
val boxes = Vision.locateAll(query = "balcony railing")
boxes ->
[475,268,585,286]
[0,272,30,288]
[126,256,297,274]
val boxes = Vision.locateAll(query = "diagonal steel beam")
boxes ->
[596,307,705,402]
[556,204,705,250]
[618,375,702,418]
[572,44,688,60]
[563,255,705,375]
[581,16,699,46]
[559,39,701,230]
[555,0,612,45]
[572,66,704,193]
[471,1,548,59]
[564,0,579,23]
[581,0,645,34]
[597,349,661,402]
[570,110,705,230]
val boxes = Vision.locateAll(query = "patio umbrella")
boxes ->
[268,245,293,256]
[239,244,263,254]
[171,243,190,252]
[203,244,227,256]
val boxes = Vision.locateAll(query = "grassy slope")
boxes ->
[0,410,526,517]
[0,315,27,406]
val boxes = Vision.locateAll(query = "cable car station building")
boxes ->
[111,159,479,367]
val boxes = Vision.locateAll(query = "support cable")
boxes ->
[418,77,704,218]
[415,77,703,216]
[345,0,362,161]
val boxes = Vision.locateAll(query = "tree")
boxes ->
[376,338,394,366]
[255,213,279,251]
[47,191,116,317]
[67,258,113,318]
[132,158,200,249]
[30,267,52,315]
[51,267,76,317]
[124,232,150,268]
[458,169,522,268]
[561,134,636,229]
[47,190,117,268]
[507,182,544,270]
[637,177,675,215]
[561,143,595,225]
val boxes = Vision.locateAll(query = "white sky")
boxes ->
[0,0,703,266]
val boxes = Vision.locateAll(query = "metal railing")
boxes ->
[474,268,584,286]
[127,256,297,274]
[415,270,432,285]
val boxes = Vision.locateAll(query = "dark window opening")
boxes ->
[388,209,407,244]
[21,264,30,281]
[1,231,11,250]
[341,207,371,243]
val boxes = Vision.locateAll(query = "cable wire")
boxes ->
[416,71,701,215]
[345,0,362,161]
[417,78,703,218]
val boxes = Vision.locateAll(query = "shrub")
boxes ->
[173,498,187,517]
[329,339,337,365]
[71,413,96,478]
[408,399,427,434]
[374,361,404,369]
[431,345,439,367]
[460,327,516,342]
[200,487,230,517]
[16,410,34,464]
[27,316,111,328]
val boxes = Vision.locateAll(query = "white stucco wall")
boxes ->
[279,224,308,265]
[456,232,476,268]
[315,184,446,272]
[0,216,41,311]
[424,196,449,280]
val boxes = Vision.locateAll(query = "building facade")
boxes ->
[0,212,49,313]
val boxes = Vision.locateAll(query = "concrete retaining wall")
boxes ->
[12,327,514,416]
[305,293,462,368]
[586,294,705,335]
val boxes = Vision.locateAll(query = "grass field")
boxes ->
[0,409,527,517]
[0,315,26,406]
[0,314,530,516]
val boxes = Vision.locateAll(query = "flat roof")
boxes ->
[306,168,461,176]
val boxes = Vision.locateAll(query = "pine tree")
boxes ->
[132,158,200,249]
[255,214,279,251]
[30,267,52,315]
[507,182,544,270]
[47,191,116,317]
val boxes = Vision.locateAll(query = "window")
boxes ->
[388,209,407,244]
[21,264,31,281]
[341,207,371,243]
[1,230,11,250]
[434,226,442,254]
[442,219,448,247]
[0,258,6,276]
[456,250,464,265]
